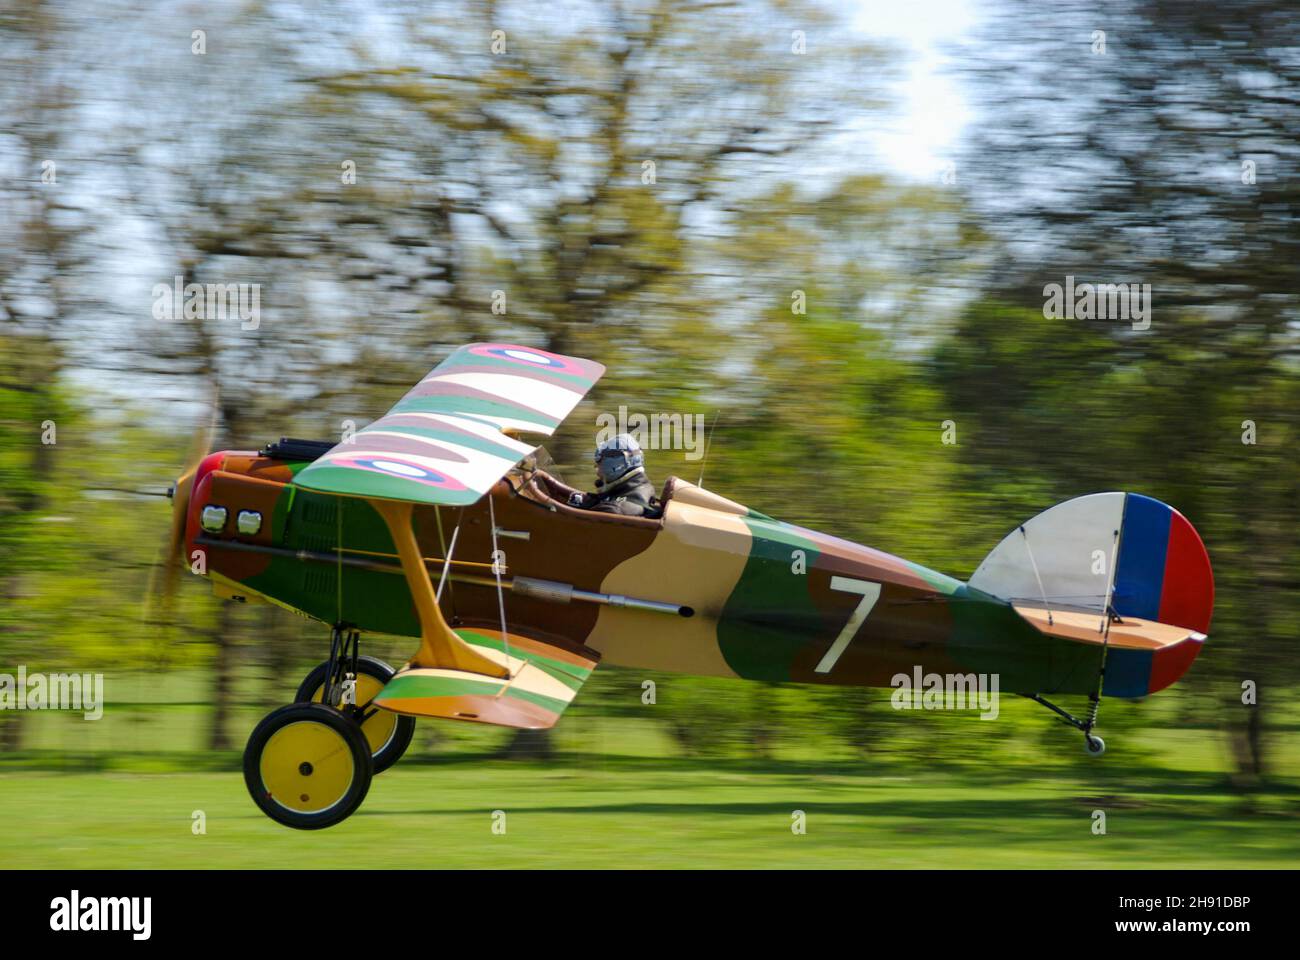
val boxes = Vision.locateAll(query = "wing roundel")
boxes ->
[293,343,605,506]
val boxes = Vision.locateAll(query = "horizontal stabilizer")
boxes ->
[1013,604,1207,698]
[1013,605,1203,650]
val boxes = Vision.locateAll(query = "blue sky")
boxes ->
[63,0,986,413]
[845,0,978,180]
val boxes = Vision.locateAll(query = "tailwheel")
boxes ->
[1025,693,1113,756]
[296,654,415,774]
[243,702,373,829]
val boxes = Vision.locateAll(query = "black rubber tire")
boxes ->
[295,655,415,774]
[243,702,373,830]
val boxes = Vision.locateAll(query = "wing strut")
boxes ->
[372,498,508,679]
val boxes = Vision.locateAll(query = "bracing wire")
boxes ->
[487,492,512,678]
[434,505,447,559]
[336,497,344,626]
[435,518,460,603]
[1019,525,1054,627]
[1099,526,1122,639]
[433,506,456,606]
[1088,524,1125,734]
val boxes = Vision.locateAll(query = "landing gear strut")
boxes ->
[320,623,360,709]
[295,622,415,773]
[1027,603,1118,757]
[1025,693,1106,757]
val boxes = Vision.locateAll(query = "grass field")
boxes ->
[4,755,1298,869]
[2,670,1297,868]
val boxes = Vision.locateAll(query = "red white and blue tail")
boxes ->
[969,493,1213,697]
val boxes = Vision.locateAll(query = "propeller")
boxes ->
[143,389,220,624]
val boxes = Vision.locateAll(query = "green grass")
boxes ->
[7,733,1300,868]
[3,751,1298,868]
[3,670,1298,868]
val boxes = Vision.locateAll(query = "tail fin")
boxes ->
[969,493,1213,697]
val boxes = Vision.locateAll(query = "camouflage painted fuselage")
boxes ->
[188,451,1107,697]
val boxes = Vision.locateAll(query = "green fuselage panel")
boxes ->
[240,489,420,637]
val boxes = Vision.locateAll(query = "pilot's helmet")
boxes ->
[594,433,644,487]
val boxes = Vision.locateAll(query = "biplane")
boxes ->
[157,343,1213,828]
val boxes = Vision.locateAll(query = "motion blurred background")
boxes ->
[0,0,1296,866]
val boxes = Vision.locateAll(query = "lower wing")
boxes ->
[372,628,598,729]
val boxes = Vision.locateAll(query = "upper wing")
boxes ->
[293,343,605,506]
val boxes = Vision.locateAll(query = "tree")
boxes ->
[948,0,1300,780]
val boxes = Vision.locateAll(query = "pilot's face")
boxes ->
[595,450,623,487]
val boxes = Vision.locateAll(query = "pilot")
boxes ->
[569,434,660,518]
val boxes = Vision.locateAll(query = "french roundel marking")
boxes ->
[330,454,467,492]
[371,459,426,477]
[469,343,587,377]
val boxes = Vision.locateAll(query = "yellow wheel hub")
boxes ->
[312,674,399,757]
[260,720,356,814]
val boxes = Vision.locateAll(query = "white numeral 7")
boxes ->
[814,576,882,674]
